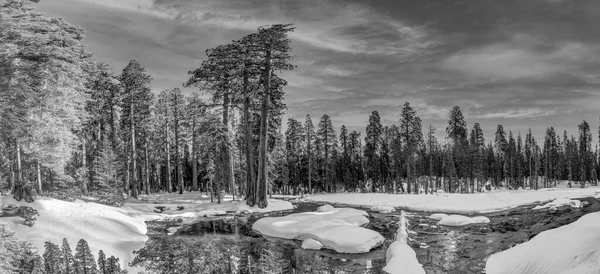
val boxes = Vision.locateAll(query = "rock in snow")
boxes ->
[428,213,448,221]
[370,205,395,213]
[437,214,490,227]
[486,211,600,274]
[252,206,384,253]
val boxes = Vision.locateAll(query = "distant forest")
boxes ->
[1,0,598,208]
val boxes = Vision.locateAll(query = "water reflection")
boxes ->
[137,213,387,274]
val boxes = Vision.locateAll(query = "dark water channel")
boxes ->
[147,197,600,274]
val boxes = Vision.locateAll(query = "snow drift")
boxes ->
[485,211,600,274]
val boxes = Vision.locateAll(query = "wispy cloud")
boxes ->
[441,34,600,81]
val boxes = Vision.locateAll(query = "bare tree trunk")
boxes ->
[10,162,14,193]
[220,91,234,200]
[36,160,42,195]
[256,46,272,209]
[124,151,130,196]
[13,142,29,202]
[166,120,171,193]
[155,164,160,193]
[192,122,198,191]
[406,157,411,194]
[82,139,88,194]
[175,92,183,195]
[130,90,138,199]
[223,92,236,200]
[145,140,150,194]
[307,125,312,194]
[244,94,257,206]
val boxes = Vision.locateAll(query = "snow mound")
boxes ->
[438,215,490,227]
[533,197,575,210]
[384,241,425,274]
[299,225,384,253]
[383,211,425,274]
[428,213,448,221]
[485,211,600,274]
[0,196,150,270]
[370,205,395,213]
[301,238,323,250]
[252,206,383,253]
[317,204,335,212]
[569,200,582,208]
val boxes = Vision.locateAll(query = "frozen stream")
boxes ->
[147,196,600,274]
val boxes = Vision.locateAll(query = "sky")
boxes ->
[36,0,600,143]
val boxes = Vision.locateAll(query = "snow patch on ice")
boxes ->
[252,206,383,253]
[437,215,490,227]
[298,225,384,253]
[370,205,395,213]
[428,213,448,221]
[485,211,600,274]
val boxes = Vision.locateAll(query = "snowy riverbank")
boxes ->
[303,187,600,214]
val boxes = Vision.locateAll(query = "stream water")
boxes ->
[144,196,600,274]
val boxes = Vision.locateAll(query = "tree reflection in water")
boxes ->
[131,233,385,273]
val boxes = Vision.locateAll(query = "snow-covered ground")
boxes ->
[0,193,293,271]
[0,196,151,271]
[252,205,384,253]
[486,211,600,274]
[304,186,600,214]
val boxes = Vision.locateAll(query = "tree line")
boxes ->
[1,0,598,209]
[282,105,599,195]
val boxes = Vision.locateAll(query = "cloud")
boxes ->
[472,109,558,120]
[441,34,600,81]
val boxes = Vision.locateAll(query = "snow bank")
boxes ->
[370,205,395,213]
[252,206,384,253]
[305,186,600,214]
[383,211,425,274]
[485,211,600,274]
[437,215,490,227]
[125,198,293,222]
[0,196,150,271]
